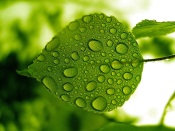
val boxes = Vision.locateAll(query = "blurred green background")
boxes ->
[1,0,175,131]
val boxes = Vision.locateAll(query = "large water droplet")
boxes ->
[46,37,60,51]
[37,54,45,62]
[86,81,97,91]
[68,21,79,30]
[88,39,103,52]
[120,32,128,39]
[97,75,105,83]
[100,65,110,74]
[42,76,57,93]
[111,60,123,70]
[75,97,87,108]
[63,82,74,91]
[83,15,93,23]
[63,67,78,78]
[116,43,128,54]
[109,28,117,34]
[71,51,80,61]
[92,96,107,111]
[61,94,70,102]
[123,72,133,80]
[107,88,115,95]
[122,86,132,95]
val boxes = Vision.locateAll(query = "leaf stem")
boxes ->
[143,54,175,62]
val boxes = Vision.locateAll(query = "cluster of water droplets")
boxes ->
[28,13,143,113]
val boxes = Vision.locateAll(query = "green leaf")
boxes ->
[18,13,143,113]
[132,19,175,38]
[97,122,175,131]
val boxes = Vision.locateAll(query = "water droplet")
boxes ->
[63,67,78,78]
[47,66,52,72]
[116,43,128,54]
[110,28,117,34]
[117,79,123,84]
[46,37,60,51]
[112,100,117,104]
[133,42,137,47]
[86,81,97,91]
[88,39,103,52]
[37,54,45,62]
[64,58,70,63]
[42,76,57,93]
[111,60,123,70]
[79,27,87,32]
[92,96,107,111]
[106,17,112,22]
[107,78,114,84]
[132,59,140,67]
[52,51,59,57]
[83,56,89,62]
[107,40,113,47]
[120,32,128,39]
[107,88,115,95]
[53,59,60,64]
[122,86,132,95]
[136,75,141,82]
[99,14,104,19]
[123,72,133,80]
[100,65,110,74]
[74,34,82,40]
[90,25,94,29]
[68,21,79,30]
[97,75,105,83]
[75,97,87,108]
[101,52,106,57]
[61,94,70,102]
[100,29,105,33]
[63,82,74,91]
[83,15,93,23]
[71,51,80,61]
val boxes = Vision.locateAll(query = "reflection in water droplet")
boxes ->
[86,81,97,91]
[111,60,123,70]
[71,51,80,61]
[68,21,79,30]
[122,86,132,95]
[63,83,74,91]
[37,54,45,62]
[123,72,133,80]
[88,39,103,52]
[100,65,110,74]
[110,28,117,34]
[116,43,128,54]
[107,88,115,95]
[83,15,93,23]
[46,37,60,51]
[61,94,70,102]
[97,75,105,83]
[92,96,107,111]
[120,32,128,39]
[42,76,57,93]
[107,40,113,47]
[63,67,78,78]
[75,97,87,108]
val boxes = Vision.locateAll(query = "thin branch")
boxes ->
[159,91,175,125]
[143,54,175,62]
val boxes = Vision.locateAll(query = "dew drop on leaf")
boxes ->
[88,39,103,52]
[42,76,57,93]
[122,86,132,95]
[63,67,78,78]
[100,64,110,74]
[75,97,87,108]
[37,54,45,62]
[92,96,107,111]
[116,43,128,54]
[63,82,74,91]
[86,81,97,91]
